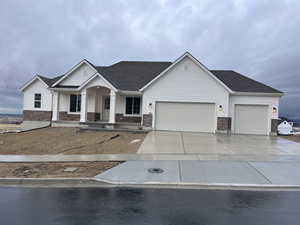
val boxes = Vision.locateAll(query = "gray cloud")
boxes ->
[0,0,299,119]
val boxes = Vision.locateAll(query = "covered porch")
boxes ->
[51,85,143,127]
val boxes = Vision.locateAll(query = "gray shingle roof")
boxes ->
[95,61,172,91]
[38,75,63,87]
[46,61,282,94]
[209,70,283,93]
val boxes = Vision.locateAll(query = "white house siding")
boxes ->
[229,95,280,134]
[115,94,126,114]
[142,56,230,130]
[60,63,96,86]
[23,79,52,111]
[58,93,69,112]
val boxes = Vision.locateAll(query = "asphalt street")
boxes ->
[1,187,300,225]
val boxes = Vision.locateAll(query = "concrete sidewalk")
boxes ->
[95,160,300,186]
[1,153,300,162]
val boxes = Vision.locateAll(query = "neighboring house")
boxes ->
[278,120,293,135]
[20,52,283,135]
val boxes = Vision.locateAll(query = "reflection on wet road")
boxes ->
[0,187,299,225]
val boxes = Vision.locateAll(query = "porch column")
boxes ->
[52,91,59,121]
[109,90,116,123]
[80,90,87,122]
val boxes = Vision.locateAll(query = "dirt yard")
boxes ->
[0,162,121,178]
[0,127,146,154]
[282,134,300,143]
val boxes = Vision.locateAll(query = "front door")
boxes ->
[102,96,110,121]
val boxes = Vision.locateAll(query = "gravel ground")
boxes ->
[0,162,122,178]
[0,127,146,154]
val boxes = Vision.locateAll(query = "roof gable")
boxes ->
[20,74,67,92]
[52,60,98,87]
[139,52,233,93]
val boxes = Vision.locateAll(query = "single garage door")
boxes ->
[155,102,215,132]
[234,105,268,135]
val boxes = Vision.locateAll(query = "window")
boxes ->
[125,97,141,115]
[34,93,41,108]
[104,97,110,110]
[70,94,81,112]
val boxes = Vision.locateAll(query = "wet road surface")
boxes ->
[1,187,300,225]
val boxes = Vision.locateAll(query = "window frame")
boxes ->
[34,93,41,108]
[125,96,141,116]
[69,94,81,113]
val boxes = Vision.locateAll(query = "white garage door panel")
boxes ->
[234,105,268,135]
[155,102,215,132]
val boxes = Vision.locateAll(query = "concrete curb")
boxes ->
[0,177,110,187]
[0,177,300,190]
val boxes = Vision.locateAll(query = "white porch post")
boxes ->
[80,90,87,122]
[109,90,116,123]
[52,91,59,121]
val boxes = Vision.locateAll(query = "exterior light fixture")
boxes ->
[219,105,223,111]
[273,107,277,113]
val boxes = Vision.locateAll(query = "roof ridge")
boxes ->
[106,60,172,66]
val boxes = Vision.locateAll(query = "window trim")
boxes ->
[69,94,81,114]
[34,93,41,109]
[125,96,141,116]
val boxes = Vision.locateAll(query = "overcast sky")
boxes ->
[0,0,299,120]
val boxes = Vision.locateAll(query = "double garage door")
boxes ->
[155,102,215,132]
[155,102,269,135]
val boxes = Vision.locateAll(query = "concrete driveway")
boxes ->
[138,131,300,161]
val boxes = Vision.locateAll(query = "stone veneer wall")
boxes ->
[217,117,232,131]
[115,113,141,123]
[271,119,279,133]
[142,114,153,127]
[59,112,80,121]
[23,110,52,121]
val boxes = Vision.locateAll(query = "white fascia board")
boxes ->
[19,75,49,91]
[49,88,79,92]
[231,92,284,97]
[51,59,98,87]
[78,73,118,92]
[139,52,234,93]
[118,90,142,96]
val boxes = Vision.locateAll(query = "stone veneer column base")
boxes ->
[142,114,153,128]
[23,110,52,121]
[270,119,279,136]
[216,117,232,134]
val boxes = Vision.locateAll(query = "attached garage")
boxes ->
[155,102,215,132]
[234,105,269,135]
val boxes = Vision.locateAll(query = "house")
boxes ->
[278,120,293,135]
[20,52,283,135]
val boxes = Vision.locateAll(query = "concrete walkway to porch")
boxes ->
[95,160,300,187]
